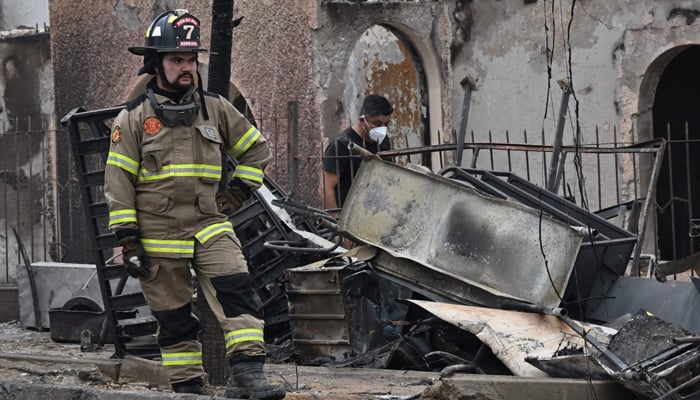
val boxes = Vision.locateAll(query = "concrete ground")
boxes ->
[0,321,635,400]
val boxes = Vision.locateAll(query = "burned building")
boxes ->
[34,0,700,268]
[0,2,699,398]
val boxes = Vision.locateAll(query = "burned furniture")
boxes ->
[598,312,700,400]
[524,308,700,400]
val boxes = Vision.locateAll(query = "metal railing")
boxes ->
[0,112,695,283]
[0,116,54,283]
[318,126,671,276]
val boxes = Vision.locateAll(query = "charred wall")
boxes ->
[314,1,455,171]
[229,0,317,204]
[0,32,53,280]
[47,0,700,263]
[49,1,212,262]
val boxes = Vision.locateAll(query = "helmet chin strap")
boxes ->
[195,71,209,121]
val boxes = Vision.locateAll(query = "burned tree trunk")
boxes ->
[207,0,235,98]
[196,0,236,386]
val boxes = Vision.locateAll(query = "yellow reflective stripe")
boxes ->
[109,209,137,226]
[229,126,261,158]
[137,164,222,182]
[161,351,202,366]
[107,152,139,175]
[141,238,195,256]
[224,328,264,349]
[233,165,263,183]
[195,221,234,244]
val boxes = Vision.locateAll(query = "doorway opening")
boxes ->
[343,24,429,167]
[653,45,700,261]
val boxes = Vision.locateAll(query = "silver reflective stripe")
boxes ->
[195,221,234,244]
[109,209,137,226]
[161,351,202,366]
[138,164,221,181]
[229,126,261,158]
[233,165,264,183]
[224,328,264,349]
[107,152,139,175]
[141,239,195,255]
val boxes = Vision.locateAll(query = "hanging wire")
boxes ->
[563,1,604,398]
[542,0,556,124]
[539,1,603,398]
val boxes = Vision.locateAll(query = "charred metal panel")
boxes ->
[441,167,639,318]
[371,248,516,308]
[340,158,584,308]
[525,354,611,380]
[285,259,412,365]
[602,312,700,400]
[340,267,412,354]
[402,299,616,377]
[285,264,353,365]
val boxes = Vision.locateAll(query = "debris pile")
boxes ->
[280,158,700,400]
[50,108,700,399]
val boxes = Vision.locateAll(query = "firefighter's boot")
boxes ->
[225,354,286,399]
[172,377,208,395]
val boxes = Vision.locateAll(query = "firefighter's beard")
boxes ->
[168,73,194,92]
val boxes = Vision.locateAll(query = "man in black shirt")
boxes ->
[321,95,393,214]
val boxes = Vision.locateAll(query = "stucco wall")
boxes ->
[0,33,53,279]
[451,0,700,220]
[230,0,317,203]
[49,0,319,261]
[458,1,700,138]
[314,1,456,174]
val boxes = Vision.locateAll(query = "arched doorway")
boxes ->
[343,24,429,167]
[653,46,700,261]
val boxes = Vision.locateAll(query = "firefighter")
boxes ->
[104,9,286,399]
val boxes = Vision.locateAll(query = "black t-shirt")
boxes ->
[322,127,391,207]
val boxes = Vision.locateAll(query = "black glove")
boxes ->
[216,179,252,215]
[117,230,149,278]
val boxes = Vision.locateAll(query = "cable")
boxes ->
[538,189,563,302]
[562,1,604,398]
[540,2,601,399]
[542,0,556,124]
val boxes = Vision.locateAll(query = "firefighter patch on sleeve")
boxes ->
[143,117,162,135]
[111,126,121,143]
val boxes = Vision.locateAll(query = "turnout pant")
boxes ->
[138,234,265,384]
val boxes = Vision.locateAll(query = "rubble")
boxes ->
[0,320,635,400]
[5,108,690,399]
[289,157,699,399]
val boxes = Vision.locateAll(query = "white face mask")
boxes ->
[369,126,387,144]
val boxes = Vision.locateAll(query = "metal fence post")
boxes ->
[547,79,571,193]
